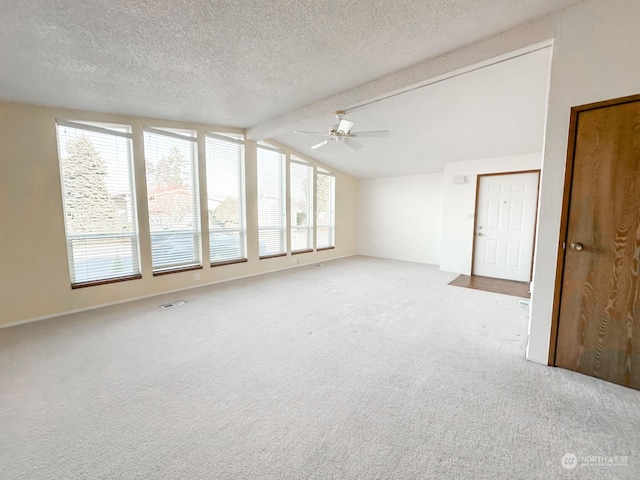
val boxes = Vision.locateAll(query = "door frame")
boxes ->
[470,169,541,281]
[548,93,640,366]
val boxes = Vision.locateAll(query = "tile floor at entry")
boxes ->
[449,275,530,299]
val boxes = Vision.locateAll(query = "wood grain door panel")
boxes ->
[555,99,640,390]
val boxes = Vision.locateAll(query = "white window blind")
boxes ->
[56,120,140,287]
[205,133,247,264]
[290,161,314,252]
[257,147,286,257]
[143,127,201,272]
[317,172,336,249]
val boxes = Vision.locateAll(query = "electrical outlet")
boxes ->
[293,257,299,264]
[195,273,200,281]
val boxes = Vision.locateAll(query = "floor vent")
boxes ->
[159,300,186,310]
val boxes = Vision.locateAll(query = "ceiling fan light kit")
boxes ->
[294,111,389,151]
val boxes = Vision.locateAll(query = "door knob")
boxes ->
[570,242,583,251]
[477,232,484,236]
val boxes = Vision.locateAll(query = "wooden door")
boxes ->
[554,96,640,390]
[473,172,539,282]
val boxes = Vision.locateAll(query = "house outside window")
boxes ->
[143,127,201,273]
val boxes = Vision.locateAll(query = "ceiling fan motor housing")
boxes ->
[294,110,388,150]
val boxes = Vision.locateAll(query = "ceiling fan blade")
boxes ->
[337,119,354,134]
[349,130,390,138]
[311,140,330,150]
[343,138,363,150]
[294,130,331,137]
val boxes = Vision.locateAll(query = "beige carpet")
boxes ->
[1,256,639,479]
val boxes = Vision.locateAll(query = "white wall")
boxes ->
[357,174,443,265]
[439,153,542,274]
[527,0,640,364]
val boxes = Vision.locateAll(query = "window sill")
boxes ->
[153,265,203,276]
[259,253,287,260]
[71,274,142,289]
[292,249,313,255]
[211,258,248,267]
[317,246,335,252]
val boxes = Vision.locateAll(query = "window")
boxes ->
[257,146,286,258]
[205,133,247,265]
[56,119,140,287]
[290,160,314,253]
[143,127,201,273]
[317,172,335,249]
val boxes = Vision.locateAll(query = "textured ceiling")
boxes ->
[0,0,580,131]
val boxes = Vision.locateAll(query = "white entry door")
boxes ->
[473,171,539,282]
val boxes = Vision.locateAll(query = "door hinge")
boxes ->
[562,242,566,250]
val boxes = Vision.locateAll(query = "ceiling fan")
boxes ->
[294,111,389,150]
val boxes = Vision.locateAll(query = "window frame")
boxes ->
[257,145,287,259]
[205,132,248,267]
[316,171,336,250]
[143,126,203,275]
[289,158,315,254]
[55,119,142,288]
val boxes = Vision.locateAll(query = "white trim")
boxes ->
[257,144,286,154]
[143,126,197,142]
[0,254,355,330]
[347,41,555,114]
[290,158,310,166]
[205,132,245,145]
[525,348,549,366]
[56,119,133,139]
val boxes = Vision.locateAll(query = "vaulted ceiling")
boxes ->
[0,0,582,178]
[274,46,552,179]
